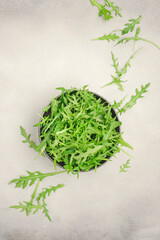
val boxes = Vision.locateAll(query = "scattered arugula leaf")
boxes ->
[92,15,160,50]
[105,0,122,17]
[121,15,142,35]
[10,179,41,217]
[119,136,133,150]
[102,48,142,90]
[118,83,150,114]
[37,184,64,221]
[92,32,119,42]
[20,126,40,154]
[10,178,64,221]
[90,0,121,21]
[120,159,131,172]
[9,170,66,189]
[112,96,126,111]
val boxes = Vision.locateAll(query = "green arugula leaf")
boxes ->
[102,48,142,90]
[20,126,39,153]
[10,176,65,221]
[119,136,133,150]
[112,96,126,110]
[9,170,66,189]
[122,15,142,35]
[37,184,65,201]
[120,159,131,172]
[105,0,122,17]
[10,201,42,216]
[90,0,121,20]
[119,83,150,114]
[92,33,119,42]
[10,179,41,216]
[36,184,64,221]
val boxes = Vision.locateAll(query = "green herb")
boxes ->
[9,170,66,189]
[20,126,40,154]
[112,96,126,111]
[116,36,160,50]
[10,180,41,216]
[120,159,131,172]
[92,15,160,50]
[121,15,142,35]
[102,48,142,90]
[37,184,64,221]
[105,0,122,17]
[9,170,66,221]
[90,0,121,21]
[92,32,119,42]
[118,83,150,114]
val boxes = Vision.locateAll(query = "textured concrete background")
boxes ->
[0,0,160,239]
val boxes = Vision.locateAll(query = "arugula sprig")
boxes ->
[20,126,41,154]
[9,171,66,221]
[90,0,122,21]
[92,32,119,42]
[10,180,41,217]
[120,159,131,172]
[122,15,142,35]
[102,48,143,90]
[92,15,160,50]
[9,170,66,189]
[112,83,150,115]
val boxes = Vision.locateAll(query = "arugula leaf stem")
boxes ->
[29,179,40,206]
[116,37,160,50]
[120,47,143,75]
[119,148,134,158]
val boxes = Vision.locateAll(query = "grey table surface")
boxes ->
[0,1,160,240]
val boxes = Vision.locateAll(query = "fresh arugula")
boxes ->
[122,15,142,35]
[92,15,160,50]
[10,176,64,221]
[92,32,119,42]
[90,0,122,20]
[120,159,131,172]
[102,48,143,90]
[116,36,160,50]
[9,170,66,189]
[20,126,41,154]
[118,83,150,114]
